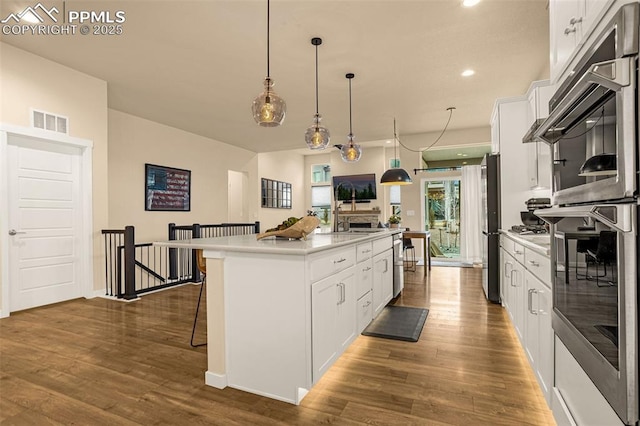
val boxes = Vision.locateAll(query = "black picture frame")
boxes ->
[145,163,191,211]
[261,178,292,209]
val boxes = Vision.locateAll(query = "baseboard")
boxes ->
[205,371,227,389]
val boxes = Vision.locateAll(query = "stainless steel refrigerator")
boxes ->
[481,154,500,303]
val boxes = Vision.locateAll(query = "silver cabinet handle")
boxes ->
[564,26,577,35]
[8,229,26,236]
[514,250,523,255]
[384,259,389,273]
[362,249,371,254]
[363,300,371,308]
[505,261,513,278]
[528,260,540,267]
[362,266,372,272]
[334,258,346,264]
[528,288,539,315]
[569,16,582,25]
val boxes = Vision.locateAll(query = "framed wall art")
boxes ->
[261,178,292,209]
[145,163,191,211]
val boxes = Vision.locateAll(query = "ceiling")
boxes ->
[0,0,550,155]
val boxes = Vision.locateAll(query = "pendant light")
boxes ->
[579,107,616,176]
[251,0,286,127]
[381,119,413,185]
[305,37,330,150]
[340,73,362,162]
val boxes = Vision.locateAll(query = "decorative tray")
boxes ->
[256,216,320,241]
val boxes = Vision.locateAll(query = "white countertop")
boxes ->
[154,229,400,255]
[500,229,551,256]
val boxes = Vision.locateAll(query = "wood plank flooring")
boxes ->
[0,266,555,425]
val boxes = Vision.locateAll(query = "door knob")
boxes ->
[8,229,26,236]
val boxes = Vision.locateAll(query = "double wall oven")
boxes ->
[533,3,639,425]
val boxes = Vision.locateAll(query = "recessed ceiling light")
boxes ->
[462,161,468,165]
[457,153,463,156]
[463,0,481,7]
[386,140,392,144]
[461,69,475,77]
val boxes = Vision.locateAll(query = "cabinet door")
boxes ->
[311,274,340,382]
[550,0,582,83]
[382,250,393,304]
[524,270,540,370]
[336,268,356,353]
[372,250,392,318]
[356,258,373,300]
[491,105,500,154]
[537,279,553,403]
[527,142,539,188]
[582,0,610,37]
[500,248,514,311]
[511,262,526,344]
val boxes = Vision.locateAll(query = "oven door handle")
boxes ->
[533,204,632,232]
[533,57,632,144]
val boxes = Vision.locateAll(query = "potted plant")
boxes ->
[388,214,401,228]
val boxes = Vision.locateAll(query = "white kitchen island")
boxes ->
[154,229,398,404]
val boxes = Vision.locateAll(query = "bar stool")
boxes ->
[190,249,207,347]
[403,229,416,272]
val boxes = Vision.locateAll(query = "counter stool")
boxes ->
[190,249,207,348]
[403,230,416,272]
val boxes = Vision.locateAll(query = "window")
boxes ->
[311,164,331,184]
[311,185,331,224]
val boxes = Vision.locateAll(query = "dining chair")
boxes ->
[403,228,416,272]
[190,249,207,347]
[585,231,617,287]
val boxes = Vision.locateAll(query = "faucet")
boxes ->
[333,181,356,232]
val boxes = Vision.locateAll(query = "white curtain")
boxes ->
[461,165,483,264]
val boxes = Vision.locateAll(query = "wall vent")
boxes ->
[31,109,69,134]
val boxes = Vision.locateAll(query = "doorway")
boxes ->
[1,126,93,316]
[422,173,462,263]
[228,170,249,222]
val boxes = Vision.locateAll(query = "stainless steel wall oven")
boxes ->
[534,3,639,425]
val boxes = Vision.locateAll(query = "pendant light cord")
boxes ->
[266,0,270,78]
[314,44,319,115]
[393,118,399,162]
[396,107,455,153]
[348,77,353,139]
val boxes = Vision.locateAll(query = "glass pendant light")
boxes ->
[381,119,413,185]
[305,38,330,150]
[251,0,286,127]
[340,73,362,163]
[579,106,616,176]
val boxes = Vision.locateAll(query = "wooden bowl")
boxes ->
[256,216,321,241]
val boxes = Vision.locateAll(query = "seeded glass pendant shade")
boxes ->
[305,37,330,150]
[381,118,412,185]
[340,73,361,163]
[252,0,286,127]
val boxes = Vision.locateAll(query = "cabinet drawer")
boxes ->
[502,236,525,264]
[356,242,373,263]
[525,248,551,285]
[357,291,373,334]
[310,247,356,283]
[372,236,392,256]
[356,258,373,299]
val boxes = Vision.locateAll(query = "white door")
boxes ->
[7,136,83,311]
[228,170,248,222]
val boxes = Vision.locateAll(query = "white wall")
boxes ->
[0,42,108,294]
[108,109,257,242]
[256,151,307,230]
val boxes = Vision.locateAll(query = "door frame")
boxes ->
[420,170,463,262]
[0,124,94,317]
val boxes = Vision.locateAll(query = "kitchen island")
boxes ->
[155,229,399,404]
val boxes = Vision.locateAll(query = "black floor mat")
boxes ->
[362,305,429,342]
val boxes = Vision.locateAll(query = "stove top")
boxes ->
[511,225,549,235]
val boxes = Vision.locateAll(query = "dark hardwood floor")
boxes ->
[0,266,555,425]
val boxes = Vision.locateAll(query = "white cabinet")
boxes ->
[311,266,356,382]
[500,232,554,405]
[525,81,555,190]
[524,269,553,404]
[549,0,612,84]
[372,249,393,318]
